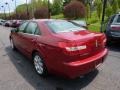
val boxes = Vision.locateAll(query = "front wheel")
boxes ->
[10,39,16,50]
[33,53,48,76]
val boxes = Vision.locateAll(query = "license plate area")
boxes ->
[95,59,102,68]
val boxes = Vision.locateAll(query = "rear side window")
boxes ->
[18,22,28,32]
[109,15,115,24]
[117,15,120,23]
[112,15,120,24]
[35,27,41,35]
[25,22,37,34]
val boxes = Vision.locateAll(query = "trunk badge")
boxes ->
[95,40,98,47]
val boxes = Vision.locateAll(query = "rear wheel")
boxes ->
[33,53,47,76]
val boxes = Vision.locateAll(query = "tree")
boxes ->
[52,0,63,15]
[106,2,113,17]
[34,7,49,19]
[63,0,71,6]
[64,1,86,19]
[63,0,87,6]
[112,0,118,14]
[16,4,28,13]
[15,4,32,19]
[95,0,102,19]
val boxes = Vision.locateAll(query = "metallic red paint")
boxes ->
[10,19,108,79]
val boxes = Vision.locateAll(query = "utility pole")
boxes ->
[26,0,29,19]
[100,0,107,32]
[48,0,51,19]
[31,0,35,19]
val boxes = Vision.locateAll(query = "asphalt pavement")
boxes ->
[0,25,120,90]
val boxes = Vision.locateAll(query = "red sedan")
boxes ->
[10,19,108,79]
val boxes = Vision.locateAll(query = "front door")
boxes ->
[13,22,29,53]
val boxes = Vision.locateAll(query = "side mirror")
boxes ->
[11,28,18,33]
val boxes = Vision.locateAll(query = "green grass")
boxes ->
[86,11,102,32]
[51,14,64,19]
[88,22,101,32]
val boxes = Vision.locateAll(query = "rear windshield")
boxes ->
[72,20,87,26]
[46,20,86,33]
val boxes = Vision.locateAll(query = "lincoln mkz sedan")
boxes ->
[10,19,108,79]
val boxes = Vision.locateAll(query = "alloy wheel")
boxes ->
[34,55,44,75]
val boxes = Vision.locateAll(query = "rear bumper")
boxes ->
[106,31,120,40]
[108,36,120,40]
[61,48,108,79]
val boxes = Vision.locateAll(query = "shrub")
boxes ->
[8,12,29,20]
[88,18,98,24]
[9,14,15,20]
[18,12,29,20]
[51,14,64,19]
[34,7,49,19]
[63,1,86,19]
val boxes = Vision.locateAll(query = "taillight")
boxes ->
[95,33,106,48]
[111,27,120,30]
[65,45,87,51]
[103,38,106,43]
[103,38,107,46]
[111,25,120,30]
[58,42,87,55]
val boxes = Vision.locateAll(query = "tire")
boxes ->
[33,53,48,76]
[10,39,16,50]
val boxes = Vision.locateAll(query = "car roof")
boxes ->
[30,19,66,23]
[116,13,120,16]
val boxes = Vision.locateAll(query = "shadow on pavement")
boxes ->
[107,42,120,52]
[5,46,98,90]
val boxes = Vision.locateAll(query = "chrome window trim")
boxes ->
[18,32,40,37]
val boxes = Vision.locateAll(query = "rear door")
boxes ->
[21,22,41,57]
[13,22,29,51]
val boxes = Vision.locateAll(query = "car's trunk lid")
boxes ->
[110,24,120,37]
[54,30,105,58]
